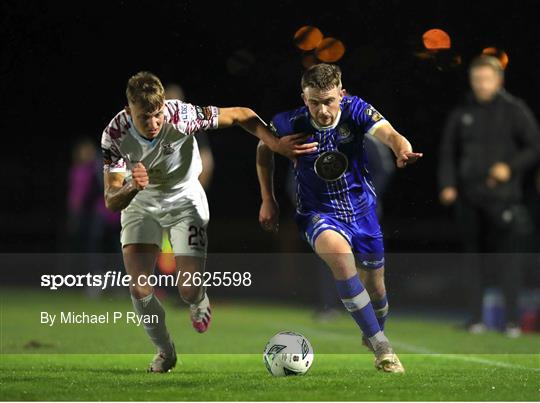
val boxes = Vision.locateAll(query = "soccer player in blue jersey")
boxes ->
[256,64,422,373]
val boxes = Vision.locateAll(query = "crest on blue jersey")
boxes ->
[337,124,353,143]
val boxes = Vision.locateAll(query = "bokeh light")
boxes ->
[422,28,451,50]
[293,26,323,51]
[482,47,509,69]
[157,233,176,274]
[315,37,346,62]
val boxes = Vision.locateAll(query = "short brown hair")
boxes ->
[126,71,165,111]
[469,55,504,76]
[301,63,342,90]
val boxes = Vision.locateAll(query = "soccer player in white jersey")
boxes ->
[102,71,316,372]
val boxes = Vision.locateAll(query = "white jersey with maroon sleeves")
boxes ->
[101,100,218,192]
[101,99,217,253]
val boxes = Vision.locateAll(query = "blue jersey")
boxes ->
[270,95,389,223]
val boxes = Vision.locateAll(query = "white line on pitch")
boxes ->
[299,326,540,372]
[392,341,540,372]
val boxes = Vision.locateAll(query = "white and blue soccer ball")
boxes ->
[263,331,314,376]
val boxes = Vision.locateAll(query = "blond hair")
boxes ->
[126,71,165,111]
[301,63,342,90]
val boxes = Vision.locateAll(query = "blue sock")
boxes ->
[335,275,385,343]
[372,295,389,331]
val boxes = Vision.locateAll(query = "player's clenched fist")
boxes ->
[131,162,149,190]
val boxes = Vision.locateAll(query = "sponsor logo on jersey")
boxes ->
[314,150,349,182]
[365,106,383,122]
[180,103,189,120]
[311,214,321,225]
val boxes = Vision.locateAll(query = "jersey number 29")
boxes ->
[188,225,206,248]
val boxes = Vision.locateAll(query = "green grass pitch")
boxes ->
[1,289,539,401]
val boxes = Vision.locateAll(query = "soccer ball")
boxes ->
[263,331,314,376]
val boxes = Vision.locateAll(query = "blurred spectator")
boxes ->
[438,55,540,337]
[66,138,120,253]
[63,138,122,297]
[164,84,215,190]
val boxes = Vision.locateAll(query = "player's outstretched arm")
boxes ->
[104,163,148,211]
[256,140,280,233]
[217,107,317,161]
[372,123,423,168]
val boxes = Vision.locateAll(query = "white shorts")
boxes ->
[120,181,209,257]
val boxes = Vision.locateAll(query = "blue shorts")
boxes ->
[296,208,385,269]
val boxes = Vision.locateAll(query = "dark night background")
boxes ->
[2,0,539,259]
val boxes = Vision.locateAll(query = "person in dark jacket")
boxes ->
[438,55,540,337]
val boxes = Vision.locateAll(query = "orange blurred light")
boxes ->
[422,29,451,50]
[157,253,176,274]
[315,37,345,62]
[482,47,509,69]
[294,26,323,51]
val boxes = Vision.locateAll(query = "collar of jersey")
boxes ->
[309,109,342,131]
[127,116,161,146]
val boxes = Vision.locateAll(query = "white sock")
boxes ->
[131,293,173,355]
